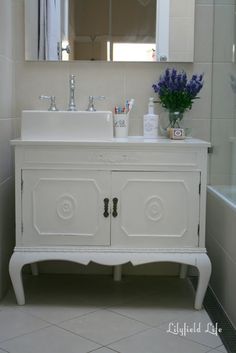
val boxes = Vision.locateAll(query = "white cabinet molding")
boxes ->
[10,137,211,309]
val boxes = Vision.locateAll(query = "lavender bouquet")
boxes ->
[152,68,204,127]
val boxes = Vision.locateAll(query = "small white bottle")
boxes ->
[143,97,159,138]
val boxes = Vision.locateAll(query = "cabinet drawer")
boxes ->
[22,147,200,169]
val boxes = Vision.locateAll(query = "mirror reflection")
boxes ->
[25,0,195,62]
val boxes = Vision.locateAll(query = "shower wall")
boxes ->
[210,0,236,186]
[206,0,236,328]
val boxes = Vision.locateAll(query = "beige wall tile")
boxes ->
[214,5,235,63]
[0,0,13,59]
[212,63,236,119]
[0,57,15,119]
[194,5,214,62]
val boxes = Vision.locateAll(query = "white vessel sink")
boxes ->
[21,110,113,141]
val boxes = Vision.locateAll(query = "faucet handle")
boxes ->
[86,96,105,111]
[39,95,58,111]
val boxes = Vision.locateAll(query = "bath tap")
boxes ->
[86,96,105,111]
[68,74,77,111]
[39,95,58,111]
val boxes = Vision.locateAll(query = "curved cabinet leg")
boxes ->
[194,254,212,310]
[113,265,122,281]
[179,264,188,279]
[31,263,39,276]
[9,253,26,305]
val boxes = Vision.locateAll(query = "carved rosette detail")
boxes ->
[56,194,77,220]
[145,196,164,222]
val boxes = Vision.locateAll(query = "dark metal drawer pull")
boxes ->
[103,198,109,218]
[112,198,118,217]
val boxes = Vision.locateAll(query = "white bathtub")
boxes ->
[206,185,236,328]
[208,185,236,210]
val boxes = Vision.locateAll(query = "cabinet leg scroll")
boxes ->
[9,253,26,305]
[113,265,122,281]
[194,255,212,310]
[179,264,188,279]
[31,263,39,276]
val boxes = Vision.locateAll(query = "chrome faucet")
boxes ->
[39,95,58,111]
[68,74,77,111]
[86,96,105,111]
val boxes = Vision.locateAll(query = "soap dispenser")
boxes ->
[143,97,159,138]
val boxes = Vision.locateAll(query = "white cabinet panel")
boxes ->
[22,170,111,246]
[111,171,200,248]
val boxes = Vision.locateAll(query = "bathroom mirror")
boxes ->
[25,0,195,62]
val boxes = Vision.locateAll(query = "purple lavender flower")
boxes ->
[152,68,204,113]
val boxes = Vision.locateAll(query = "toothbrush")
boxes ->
[128,98,135,112]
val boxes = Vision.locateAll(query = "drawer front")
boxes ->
[22,147,200,170]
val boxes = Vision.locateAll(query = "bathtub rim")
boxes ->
[207,185,236,212]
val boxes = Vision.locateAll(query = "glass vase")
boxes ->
[168,111,184,128]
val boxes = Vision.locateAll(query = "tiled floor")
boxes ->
[0,274,227,353]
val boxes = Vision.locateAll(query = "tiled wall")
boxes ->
[206,0,236,329]
[9,0,214,276]
[210,0,236,185]
[206,191,236,327]
[0,0,17,297]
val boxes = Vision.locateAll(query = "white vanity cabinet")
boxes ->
[10,138,212,309]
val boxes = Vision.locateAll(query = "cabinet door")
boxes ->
[111,171,200,248]
[21,170,111,246]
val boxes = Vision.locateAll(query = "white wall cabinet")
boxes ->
[10,138,211,309]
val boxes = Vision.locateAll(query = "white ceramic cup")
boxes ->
[114,113,129,138]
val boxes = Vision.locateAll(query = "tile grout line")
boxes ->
[17,304,103,325]
[55,320,153,348]
[0,324,52,345]
[52,323,107,347]
[87,346,121,353]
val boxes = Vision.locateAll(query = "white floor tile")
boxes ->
[158,310,223,349]
[0,325,100,353]
[18,302,101,324]
[59,309,149,345]
[107,280,195,327]
[0,275,227,353]
[0,307,49,342]
[207,351,227,353]
[107,297,194,327]
[90,348,119,353]
[109,327,211,353]
[216,344,228,352]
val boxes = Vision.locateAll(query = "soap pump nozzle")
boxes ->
[148,97,155,115]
